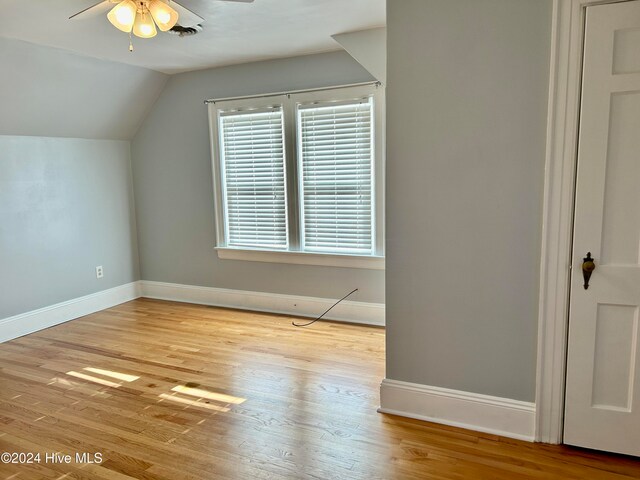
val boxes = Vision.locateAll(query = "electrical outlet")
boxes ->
[96,266,104,279]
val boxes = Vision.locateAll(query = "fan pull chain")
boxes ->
[129,32,134,52]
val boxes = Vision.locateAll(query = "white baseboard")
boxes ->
[139,281,385,326]
[379,378,536,441]
[0,280,383,343]
[0,282,141,344]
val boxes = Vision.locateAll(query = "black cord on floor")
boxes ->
[292,288,359,327]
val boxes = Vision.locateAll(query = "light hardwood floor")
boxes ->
[0,298,639,479]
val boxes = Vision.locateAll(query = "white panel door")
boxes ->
[564,0,640,456]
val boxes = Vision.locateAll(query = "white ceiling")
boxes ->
[0,0,385,74]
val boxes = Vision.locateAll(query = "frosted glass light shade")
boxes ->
[107,0,137,33]
[148,0,179,32]
[133,10,157,38]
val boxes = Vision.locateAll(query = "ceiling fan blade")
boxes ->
[171,1,205,27]
[69,0,114,20]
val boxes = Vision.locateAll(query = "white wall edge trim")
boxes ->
[379,379,536,442]
[140,280,385,326]
[216,247,385,270]
[535,0,615,444]
[0,282,141,344]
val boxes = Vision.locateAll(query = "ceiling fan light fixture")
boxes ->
[107,0,137,33]
[133,9,157,38]
[148,0,179,32]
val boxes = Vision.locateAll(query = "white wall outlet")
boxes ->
[96,266,104,279]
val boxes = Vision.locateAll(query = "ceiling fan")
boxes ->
[70,0,254,45]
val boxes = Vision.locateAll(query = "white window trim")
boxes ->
[208,84,385,269]
[216,247,385,269]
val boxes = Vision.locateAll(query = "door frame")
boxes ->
[535,0,635,443]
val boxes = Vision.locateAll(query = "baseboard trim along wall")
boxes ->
[139,280,385,326]
[0,280,384,344]
[0,282,141,344]
[379,378,536,441]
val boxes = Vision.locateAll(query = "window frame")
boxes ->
[208,84,385,270]
[218,105,289,251]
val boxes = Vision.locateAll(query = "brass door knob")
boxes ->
[582,252,595,289]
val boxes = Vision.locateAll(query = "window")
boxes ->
[219,108,287,250]
[208,84,384,269]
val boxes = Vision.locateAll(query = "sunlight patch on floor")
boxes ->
[83,367,139,382]
[171,385,245,404]
[66,371,121,388]
[158,393,231,412]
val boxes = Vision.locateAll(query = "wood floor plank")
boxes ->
[0,298,638,479]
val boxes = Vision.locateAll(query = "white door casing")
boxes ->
[563,0,640,456]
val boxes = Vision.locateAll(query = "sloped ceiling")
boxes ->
[0,1,385,140]
[332,28,386,84]
[0,38,167,140]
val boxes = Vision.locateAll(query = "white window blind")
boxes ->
[219,108,288,249]
[298,99,374,254]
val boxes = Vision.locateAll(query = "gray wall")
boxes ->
[0,39,162,321]
[0,136,139,319]
[131,51,384,303]
[0,38,167,140]
[386,0,552,401]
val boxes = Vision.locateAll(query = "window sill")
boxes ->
[216,247,385,270]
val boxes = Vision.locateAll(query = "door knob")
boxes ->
[582,252,595,289]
